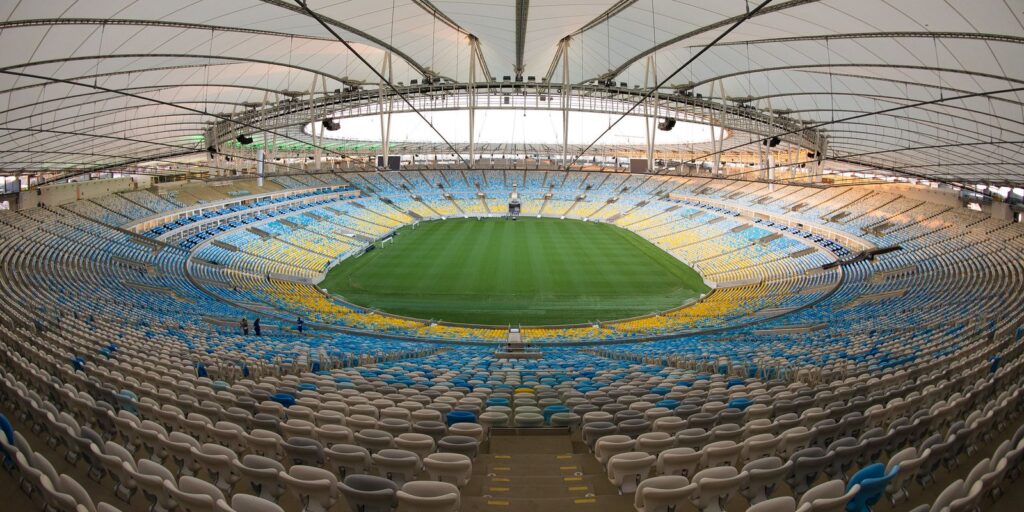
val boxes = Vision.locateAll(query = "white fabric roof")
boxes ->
[0,0,1022,184]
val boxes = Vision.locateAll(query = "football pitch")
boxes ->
[320,217,710,326]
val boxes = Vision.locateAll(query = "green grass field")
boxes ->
[319,217,709,326]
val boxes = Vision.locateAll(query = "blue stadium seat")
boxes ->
[846,463,899,512]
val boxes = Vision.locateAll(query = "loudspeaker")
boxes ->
[629,158,649,173]
[376,155,401,170]
[657,118,676,131]
[322,118,340,131]
[236,134,253,145]
[762,136,781,147]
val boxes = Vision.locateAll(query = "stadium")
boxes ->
[0,1,1023,512]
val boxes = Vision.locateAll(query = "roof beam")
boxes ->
[828,128,1022,160]
[542,1,639,83]
[682,63,1024,90]
[0,62,236,96]
[826,132,1006,161]
[3,140,205,167]
[0,66,365,170]
[597,0,822,81]
[1,84,313,118]
[777,111,1024,154]
[4,128,216,164]
[0,124,314,176]
[566,0,638,38]
[543,37,570,84]
[2,113,231,148]
[514,0,530,79]
[751,98,1024,141]
[0,126,207,172]
[0,53,355,87]
[293,0,467,168]
[687,81,1024,175]
[0,17,338,42]
[693,31,1024,48]
[21,150,205,180]
[259,0,434,77]
[409,0,493,79]
[743,74,1024,109]
[22,151,195,180]
[409,0,466,35]
[833,157,1024,183]
[469,36,492,83]
[776,109,1024,146]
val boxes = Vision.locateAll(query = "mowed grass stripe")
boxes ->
[320,218,710,325]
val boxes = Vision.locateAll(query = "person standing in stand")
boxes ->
[253,317,262,336]
[296,316,304,333]
[240,317,249,336]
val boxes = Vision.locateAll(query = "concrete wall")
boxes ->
[863,183,963,208]
[153,179,200,193]
[131,175,154,189]
[991,201,1013,222]
[19,177,135,209]
[861,182,1020,222]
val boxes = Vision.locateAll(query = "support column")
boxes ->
[812,132,827,183]
[202,126,215,180]
[468,37,478,168]
[257,149,265,187]
[716,80,725,176]
[378,52,393,169]
[560,38,571,170]
[708,116,718,176]
[787,143,794,178]
[269,93,279,174]
[757,131,764,178]
[317,75,327,170]
[765,97,775,181]
[643,55,658,173]
[709,80,724,177]
[308,75,319,170]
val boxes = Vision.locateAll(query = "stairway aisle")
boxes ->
[461,434,633,512]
